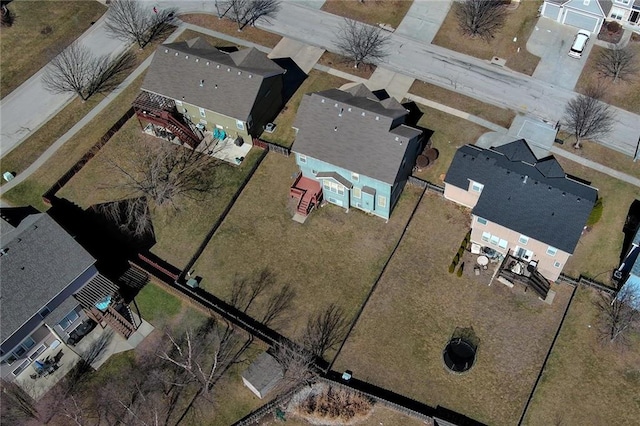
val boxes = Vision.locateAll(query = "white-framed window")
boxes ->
[476,217,487,225]
[58,309,79,330]
[353,187,361,199]
[471,181,484,193]
[175,99,183,106]
[518,235,529,245]
[614,0,630,5]
[29,344,46,361]
[583,0,590,5]
[236,120,244,130]
[324,180,344,195]
[515,247,534,261]
[39,307,51,318]
[611,7,625,20]
[198,108,206,118]
[12,359,30,376]
[547,246,558,256]
[351,173,359,182]
[490,235,499,246]
[481,232,491,242]
[554,261,562,268]
[498,239,508,249]
[299,154,307,164]
[378,195,387,208]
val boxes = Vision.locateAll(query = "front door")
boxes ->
[515,246,534,261]
[631,10,639,24]
[362,192,374,211]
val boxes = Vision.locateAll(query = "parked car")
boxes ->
[568,30,590,58]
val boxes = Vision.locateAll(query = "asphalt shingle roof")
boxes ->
[141,38,284,121]
[291,85,423,184]
[0,213,95,343]
[444,140,598,253]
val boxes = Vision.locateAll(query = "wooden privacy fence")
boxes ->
[407,175,444,194]
[252,138,290,157]
[557,273,616,295]
[43,108,135,204]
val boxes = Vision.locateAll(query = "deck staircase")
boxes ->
[290,173,322,217]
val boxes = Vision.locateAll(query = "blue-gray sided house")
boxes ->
[289,84,425,220]
[614,226,640,310]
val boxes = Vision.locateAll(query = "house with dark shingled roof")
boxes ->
[134,37,285,147]
[289,84,425,220]
[444,140,598,282]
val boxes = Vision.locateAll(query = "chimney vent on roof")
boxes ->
[249,74,252,78]
[185,55,189,59]
[523,175,528,184]
[215,84,218,89]
[334,126,338,132]
[0,248,8,257]
[206,61,210,66]
[195,58,199,62]
[200,79,204,87]
[164,49,169,53]
[216,64,220,69]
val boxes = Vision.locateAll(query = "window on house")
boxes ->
[611,7,625,20]
[498,239,508,249]
[554,261,562,268]
[299,154,307,164]
[471,181,484,193]
[5,353,17,365]
[337,185,344,196]
[29,345,46,361]
[583,0,590,5]
[378,195,387,208]
[614,0,629,5]
[58,309,79,330]
[12,359,30,376]
[476,217,487,225]
[39,307,51,318]
[353,187,361,199]
[547,246,558,256]
[324,181,344,195]
[351,173,359,182]
[198,108,206,118]
[236,120,244,130]
[175,100,183,106]
[490,235,499,246]
[518,235,529,245]
[481,232,491,242]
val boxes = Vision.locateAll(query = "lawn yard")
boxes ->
[0,35,170,184]
[192,153,423,340]
[523,286,640,425]
[557,157,640,283]
[332,194,573,426]
[409,80,516,129]
[574,42,640,113]
[2,74,147,211]
[317,51,376,79]
[0,0,107,98]
[321,0,413,29]
[411,103,491,184]
[260,70,349,147]
[432,0,541,75]
[179,14,283,48]
[56,118,264,269]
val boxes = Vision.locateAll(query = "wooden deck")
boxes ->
[290,173,322,216]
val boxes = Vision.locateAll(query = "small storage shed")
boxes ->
[241,352,283,399]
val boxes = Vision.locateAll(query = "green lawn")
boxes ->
[57,118,264,269]
[332,194,573,426]
[135,281,182,324]
[0,0,107,98]
[523,286,640,425]
[261,70,349,147]
[192,153,423,340]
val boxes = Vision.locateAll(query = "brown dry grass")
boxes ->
[332,194,573,426]
[432,1,541,75]
[261,70,349,147]
[179,14,282,48]
[317,51,376,79]
[0,0,107,98]
[523,286,640,425]
[574,42,640,114]
[409,80,516,128]
[192,153,423,340]
[557,157,640,283]
[174,28,243,48]
[411,103,491,184]
[321,0,413,29]
[0,35,170,184]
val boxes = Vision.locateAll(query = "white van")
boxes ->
[568,30,590,58]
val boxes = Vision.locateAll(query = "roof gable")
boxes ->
[445,141,598,253]
[565,0,607,16]
[142,38,284,120]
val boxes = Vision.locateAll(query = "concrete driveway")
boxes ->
[527,17,593,90]
[395,0,452,43]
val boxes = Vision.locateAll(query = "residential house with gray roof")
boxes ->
[289,84,425,220]
[541,0,611,33]
[133,37,285,149]
[0,209,134,386]
[444,140,598,282]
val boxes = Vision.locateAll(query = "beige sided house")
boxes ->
[133,37,285,149]
[444,140,598,282]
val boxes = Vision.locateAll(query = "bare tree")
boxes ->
[0,380,40,424]
[562,87,615,149]
[218,0,281,31]
[303,303,349,359]
[335,18,390,69]
[272,341,318,392]
[105,0,176,49]
[42,42,135,101]
[595,44,638,83]
[95,197,154,240]
[596,286,640,344]
[455,0,507,41]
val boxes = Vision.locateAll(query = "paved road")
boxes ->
[0,13,129,156]
[252,3,639,156]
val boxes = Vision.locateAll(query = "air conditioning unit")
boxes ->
[264,123,276,133]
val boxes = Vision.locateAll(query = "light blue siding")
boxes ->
[542,2,562,20]
[296,154,393,219]
[565,0,604,16]
[563,9,600,31]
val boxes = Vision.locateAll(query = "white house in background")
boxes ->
[541,0,640,32]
